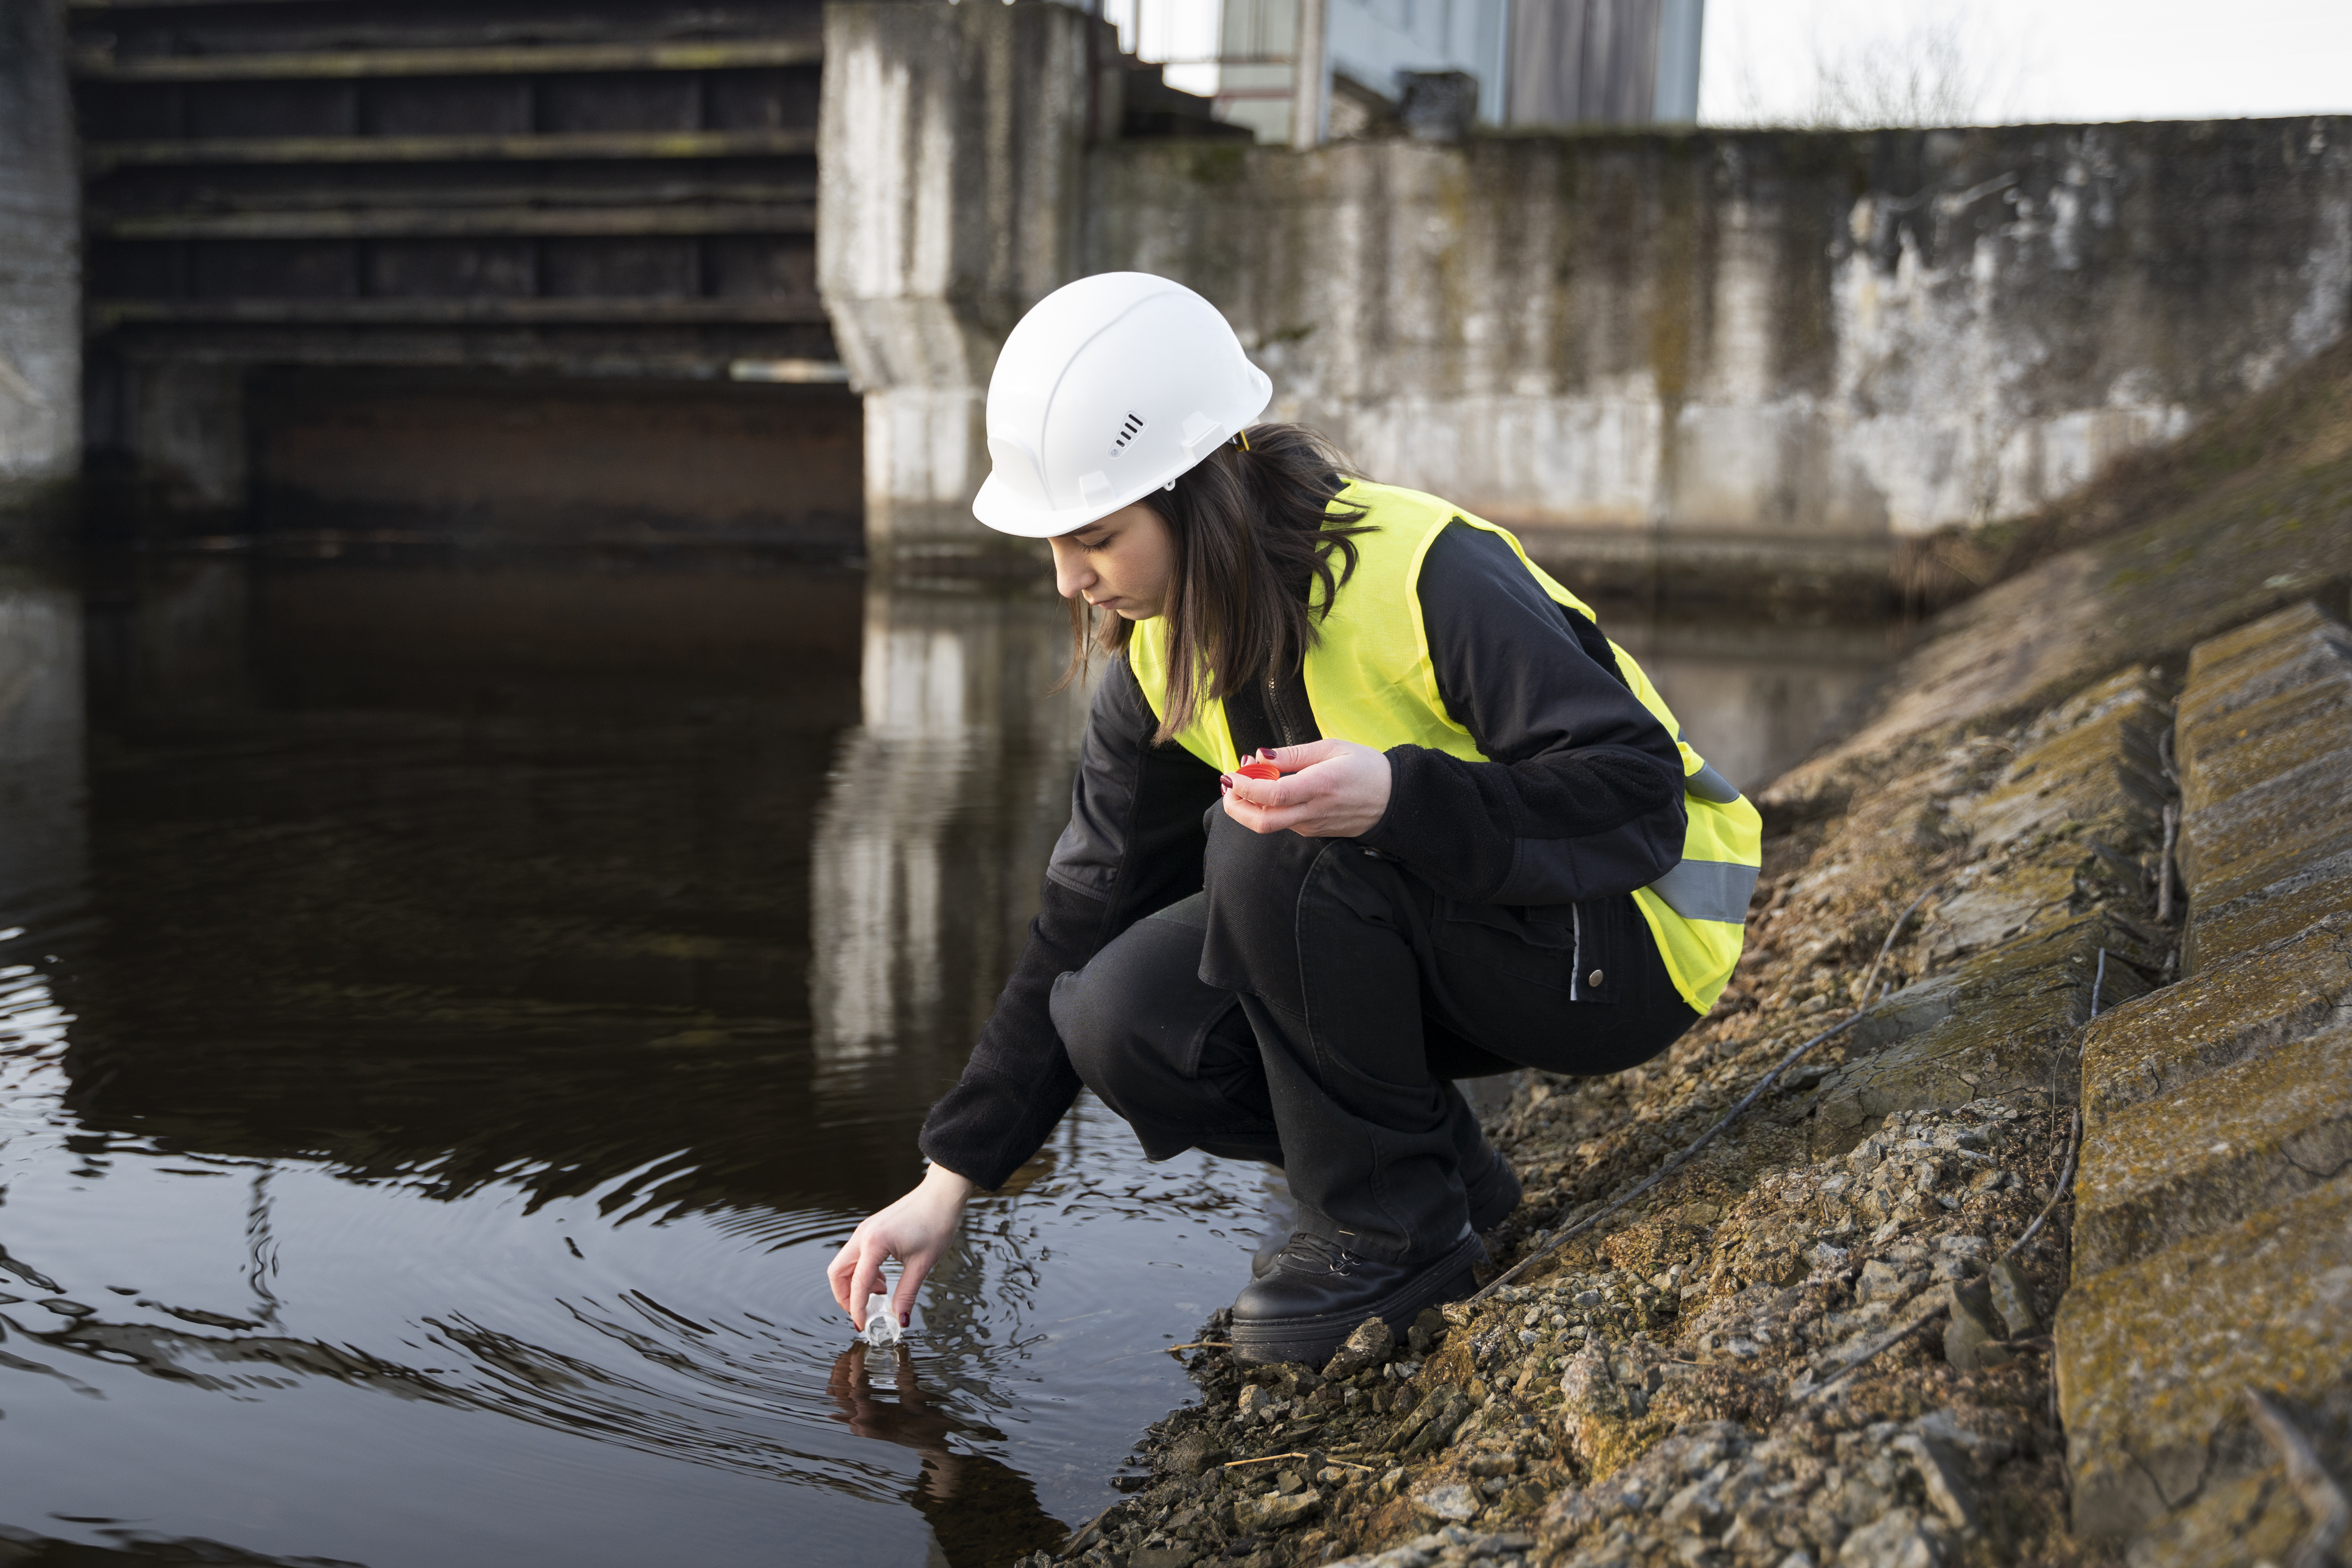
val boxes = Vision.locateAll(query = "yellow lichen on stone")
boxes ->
[2074,1019,2352,1275]
[2079,911,2352,1119]
[2056,1177,2352,1539]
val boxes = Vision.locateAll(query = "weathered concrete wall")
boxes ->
[818,0,1108,557]
[1092,125,2351,552]
[0,0,79,518]
[821,1,2352,563]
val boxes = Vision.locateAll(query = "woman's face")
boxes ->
[1049,501,1177,620]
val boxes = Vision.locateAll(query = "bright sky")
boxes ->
[1700,0,2352,125]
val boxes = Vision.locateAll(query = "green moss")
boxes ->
[1185,143,1249,186]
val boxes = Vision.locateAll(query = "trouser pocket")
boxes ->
[1429,894,1632,1003]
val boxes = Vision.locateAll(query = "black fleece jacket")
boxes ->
[917,522,1688,1189]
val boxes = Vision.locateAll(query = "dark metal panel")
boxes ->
[361,78,534,136]
[535,71,699,133]
[364,238,538,297]
[88,127,818,167]
[96,202,815,237]
[74,38,823,79]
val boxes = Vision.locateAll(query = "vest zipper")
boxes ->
[1267,673,1296,748]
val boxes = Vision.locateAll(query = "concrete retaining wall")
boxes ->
[822,2,2352,566]
[0,0,79,519]
[1093,124,2352,548]
[2058,597,2352,1563]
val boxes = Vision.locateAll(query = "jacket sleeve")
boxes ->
[1355,522,1688,905]
[917,658,1223,1189]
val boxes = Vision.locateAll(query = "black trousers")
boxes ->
[1049,811,1700,1264]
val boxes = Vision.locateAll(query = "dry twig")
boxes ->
[2007,1109,2081,1259]
[1801,1299,1952,1403]
[1222,1452,1374,1472]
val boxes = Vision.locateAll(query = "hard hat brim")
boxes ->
[972,469,1165,538]
[972,368,1272,539]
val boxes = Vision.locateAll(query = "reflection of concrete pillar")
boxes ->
[0,0,80,523]
[0,566,87,945]
[809,577,1092,1090]
[818,0,1105,559]
[128,361,251,513]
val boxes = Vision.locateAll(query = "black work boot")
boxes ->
[1466,1151,1522,1235]
[1229,1230,1485,1366]
[1249,1154,1515,1281]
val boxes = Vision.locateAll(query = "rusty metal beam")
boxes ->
[74,38,822,81]
[93,202,815,238]
[88,129,817,170]
[92,298,830,327]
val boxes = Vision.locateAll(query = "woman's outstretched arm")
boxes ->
[824,660,1221,1327]
[826,1163,976,1329]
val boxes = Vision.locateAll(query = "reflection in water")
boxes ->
[0,566,83,1111]
[827,1345,1065,1566]
[811,577,1090,1082]
[0,552,1896,1568]
[0,556,1264,1568]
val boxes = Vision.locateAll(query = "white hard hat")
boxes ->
[973,272,1274,538]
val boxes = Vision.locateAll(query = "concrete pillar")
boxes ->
[818,0,1106,560]
[0,0,81,529]
[127,360,250,513]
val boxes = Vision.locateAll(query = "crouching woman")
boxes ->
[828,272,1758,1366]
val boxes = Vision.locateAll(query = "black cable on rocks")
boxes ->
[1469,884,1941,1304]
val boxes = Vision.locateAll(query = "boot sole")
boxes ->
[1229,1230,1487,1367]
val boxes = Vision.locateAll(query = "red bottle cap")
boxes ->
[1234,759,1282,780]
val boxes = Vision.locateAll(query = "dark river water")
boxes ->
[0,551,1897,1568]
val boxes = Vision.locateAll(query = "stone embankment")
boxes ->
[1024,343,2352,1568]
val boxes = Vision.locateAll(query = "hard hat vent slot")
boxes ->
[1109,411,1146,457]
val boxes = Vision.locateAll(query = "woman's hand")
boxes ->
[1220,739,1393,839]
[826,1163,975,1329]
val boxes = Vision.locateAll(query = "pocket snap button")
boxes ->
[1587,968,1605,986]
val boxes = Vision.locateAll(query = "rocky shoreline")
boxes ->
[1019,345,2352,1568]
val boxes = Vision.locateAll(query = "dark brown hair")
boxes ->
[1063,422,1374,744]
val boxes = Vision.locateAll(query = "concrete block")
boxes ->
[1954,669,2171,852]
[2176,747,2352,908]
[2081,911,2352,1121]
[1805,911,2160,1156]
[2074,1019,2352,1276]
[2124,1415,2352,1568]
[2055,1175,2352,1539]
[2176,664,2352,817]
[2181,600,2347,692]
[2186,848,2352,972]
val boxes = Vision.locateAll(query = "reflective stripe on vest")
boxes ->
[1127,480,1760,1014]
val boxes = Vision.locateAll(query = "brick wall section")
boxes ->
[2056,597,2352,1563]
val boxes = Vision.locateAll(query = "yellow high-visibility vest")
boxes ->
[1127,479,1760,1015]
